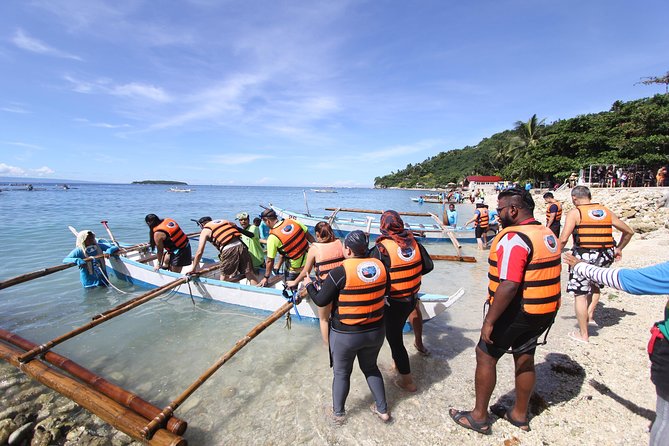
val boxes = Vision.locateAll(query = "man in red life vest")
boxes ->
[451,188,561,435]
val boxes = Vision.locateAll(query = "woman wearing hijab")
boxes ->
[370,210,434,392]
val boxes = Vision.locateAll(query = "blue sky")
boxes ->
[1,0,668,186]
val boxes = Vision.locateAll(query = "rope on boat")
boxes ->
[95,264,132,295]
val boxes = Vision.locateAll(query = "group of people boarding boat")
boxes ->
[62,186,667,443]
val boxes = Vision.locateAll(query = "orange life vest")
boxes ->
[311,240,344,282]
[270,219,309,260]
[378,239,423,299]
[477,208,489,228]
[487,222,561,315]
[154,218,189,252]
[546,202,562,225]
[204,220,241,251]
[334,258,387,326]
[574,203,615,249]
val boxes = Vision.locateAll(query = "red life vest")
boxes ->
[204,220,241,250]
[270,219,309,260]
[574,204,615,249]
[378,239,423,299]
[487,222,561,315]
[311,240,344,282]
[154,218,189,252]
[334,258,387,326]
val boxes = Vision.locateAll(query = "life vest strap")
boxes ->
[336,296,386,307]
[389,261,422,273]
[523,277,561,287]
[525,258,562,269]
[340,284,387,295]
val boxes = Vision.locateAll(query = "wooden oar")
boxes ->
[0,252,109,290]
[17,262,223,364]
[325,207,434,217]
[141,294,302,440]
[0,328,187,435]
[430,254,477,263]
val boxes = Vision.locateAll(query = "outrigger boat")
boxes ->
[411,193,445,204]
[270,204,481,244]
[106,240,464,322]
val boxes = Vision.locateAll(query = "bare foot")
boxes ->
[394,377,417,393]
[370,403,392,423]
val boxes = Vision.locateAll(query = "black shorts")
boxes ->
[478,304,556,359]
[169,244,192,267]
[651,335,669,400]
[549,223,560,238]
[475,226,489,238]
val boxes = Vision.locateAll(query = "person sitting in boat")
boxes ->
[190,216,258,284]
[235,212,265,275]
[302,230,391,424]
[144,214,192,273]
[369,210,434,390]
[286,222,344,345]
[445,203,458,227]
[63,230,118,288]
[257,209,315,287]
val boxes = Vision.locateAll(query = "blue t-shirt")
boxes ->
[446,210,457,226]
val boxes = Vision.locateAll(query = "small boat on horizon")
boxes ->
[312,188,337,193]
[168,186,192,193]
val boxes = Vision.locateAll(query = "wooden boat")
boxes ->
[270,205,483,244]
[105,242,464,322]
[411,193,444,204]
[168,187,192,193]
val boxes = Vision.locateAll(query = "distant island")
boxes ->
[132,180,188,185]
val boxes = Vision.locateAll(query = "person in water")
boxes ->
[63,230,118,288]
[450,187,561,435]
[145,214,192,273]
[369,210,434,392]
[465,203,490,250]
[286,221,344,345]
[445,203,458,226]
[303,230,391,424]
[563,253,669,446]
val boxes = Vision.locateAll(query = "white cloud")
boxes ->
[12,29,82,61]
[0,163,26,176]
[356,140,444,162]
[64,76,171,102]
[1,106,29,114]
[74,118,130,128]
[0,141,44,150]
[33,166,55,176]
[211,154,274,165]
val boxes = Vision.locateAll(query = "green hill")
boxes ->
[374,94,669,188]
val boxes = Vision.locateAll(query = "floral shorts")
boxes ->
[566,247,615,295]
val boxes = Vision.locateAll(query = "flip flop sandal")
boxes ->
[490,404,531,431]
[449,409,492,435]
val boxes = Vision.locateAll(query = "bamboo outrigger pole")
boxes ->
[325,207,434,217]
[17,262,223,364]
[141,295,302,440]
[0,329,187,435]
[0,342,186,446]
[0,253,108,290]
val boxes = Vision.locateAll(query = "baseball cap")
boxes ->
[260,208,277,219]
[235,212,249,220]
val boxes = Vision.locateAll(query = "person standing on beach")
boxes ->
[559,186,634,343]
[370,210,434,392]
[543,192,562,237]
[465,203,490,250]
[190,217,258,284]
[450,187,561,435]
[235,212,265,274]
[286,221,344,345]
[256,208,314,287]
[145,214,192,273]
[563,254,669,446]
[63,230,118,288]
[657,166,667,187]
[302,230,390,424]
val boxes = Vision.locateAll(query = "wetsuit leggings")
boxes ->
[385,299,416,375]
[330,326,387,416]
[651,392,669,446]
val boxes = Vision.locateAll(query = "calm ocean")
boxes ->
[0,184,486,444]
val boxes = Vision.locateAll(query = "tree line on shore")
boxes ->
[374,94,669,189]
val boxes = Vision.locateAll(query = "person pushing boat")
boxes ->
[190,216,258,284]
[144,214,192,273]
[257,208,315,287]
[63,230,118,288]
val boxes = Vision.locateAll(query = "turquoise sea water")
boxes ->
[0,184,486,444]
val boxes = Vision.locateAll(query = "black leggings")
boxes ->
[385,299,416,375]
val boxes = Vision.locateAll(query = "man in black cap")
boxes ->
[257,208,314,287]
[190,216,258,284]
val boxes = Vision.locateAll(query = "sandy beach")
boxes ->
[1,187,668,445]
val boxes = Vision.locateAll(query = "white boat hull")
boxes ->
[105,246,464,323]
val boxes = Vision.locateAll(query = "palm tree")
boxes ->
[514,114,546,148]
